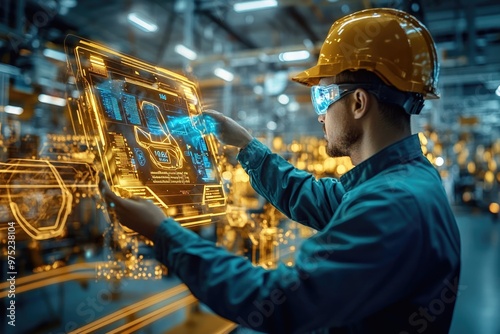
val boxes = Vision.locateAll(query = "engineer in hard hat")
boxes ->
[101,8,461,333]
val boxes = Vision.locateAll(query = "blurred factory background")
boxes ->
[0,0,499,333]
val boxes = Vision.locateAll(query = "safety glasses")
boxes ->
[310,83,365,115]
[311,83,425,115]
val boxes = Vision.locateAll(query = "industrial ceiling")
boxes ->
[1,0,500,138]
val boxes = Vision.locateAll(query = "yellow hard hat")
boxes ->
[292,8,440,99]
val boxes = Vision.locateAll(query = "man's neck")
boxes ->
[350,128,411,165]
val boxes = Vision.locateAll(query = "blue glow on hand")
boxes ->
[164,113,218,137]
[197,115,218,135]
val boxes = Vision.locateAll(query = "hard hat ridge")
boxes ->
[292,8,440,100]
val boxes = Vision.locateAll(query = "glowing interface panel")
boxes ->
[93,76,217,185]
[65,35,226,226]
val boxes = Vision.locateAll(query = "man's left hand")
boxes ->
[99,175,167,240]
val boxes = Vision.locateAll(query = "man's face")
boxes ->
[317,77,361,158]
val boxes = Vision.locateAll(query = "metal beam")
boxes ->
[16,0,25,33]
[199,10,257,49]
[426,5,500,34]
[464,0,477,66]
[156,4,177,64]
[0,63,21,76]
[191,41,322,66]
[440,64,500,85]
[284,6,320,43]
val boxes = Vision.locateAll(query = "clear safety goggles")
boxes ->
[311,83,426,115]
[310,83,364,115]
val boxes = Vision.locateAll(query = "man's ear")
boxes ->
[351,89,371,120]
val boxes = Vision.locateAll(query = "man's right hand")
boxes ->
[203,109,253,149]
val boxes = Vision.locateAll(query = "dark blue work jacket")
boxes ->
[154,134,461,333]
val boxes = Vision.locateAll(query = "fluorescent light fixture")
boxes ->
[214,68,234,82]
[234,0,277,12]
[43,48,67,62]
[38,94,67,107]
[127,12,158,32]
[174,44,197,60]
[4,105,24,115]
[278,94,289,105]
[279,50,310,62]
[496,85,500,97]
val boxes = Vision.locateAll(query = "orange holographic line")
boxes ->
[89,55,105,66]
[79,40,159,76]
[70,284,189,334]
[0,184,96,188]
[89,91,106,146]
[107,294,197,334]
[175,213,212,222]
[0,272,95,298]
[0,263,96,290]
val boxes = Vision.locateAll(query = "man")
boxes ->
[100,8,461,333]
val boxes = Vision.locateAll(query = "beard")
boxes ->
[326,124,361,158]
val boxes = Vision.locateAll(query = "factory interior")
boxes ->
[0,0,499,333]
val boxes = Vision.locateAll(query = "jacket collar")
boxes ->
[340,134,423,191]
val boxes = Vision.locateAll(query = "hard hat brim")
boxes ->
[291,64,327,87]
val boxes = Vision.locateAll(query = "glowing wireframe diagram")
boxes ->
[0,160,72,240]
[0,159,98,240]
[134,101,184,170]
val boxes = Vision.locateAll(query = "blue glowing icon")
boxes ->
[134,148,147,166]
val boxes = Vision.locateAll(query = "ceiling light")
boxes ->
[278,50,310,62]
[234,0,277,12]
[266,121,277,130]
[174,44,197,60]
[287,101,300,112]
[253,85,263,95]
[4,105,24,115]
[43,49,67,62]
[214,68,234,82]
[38,94,67,107]
[496,85,500,97]
[278,94,289,105]
[127,13,158,32]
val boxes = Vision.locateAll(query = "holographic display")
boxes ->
[64,35,227,227]
[0,159,98,240]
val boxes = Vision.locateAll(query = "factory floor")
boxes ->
[2,207,499,334]
[449,208,500,334]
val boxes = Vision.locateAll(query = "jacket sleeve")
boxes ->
[237,138,345,231]
[154,185,424,334]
